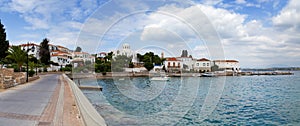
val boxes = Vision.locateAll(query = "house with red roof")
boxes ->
[194,58,211,72]
[164,57,183,72]
[213,60,241,72]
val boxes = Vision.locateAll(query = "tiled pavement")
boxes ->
[0,74,78,126]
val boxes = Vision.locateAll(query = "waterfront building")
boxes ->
[164,57,183,72]
[176,50,195,71]
[177,56,194,71]
[194,58,211,72]
[213,60,241,72]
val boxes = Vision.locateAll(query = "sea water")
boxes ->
[81,71,300,125]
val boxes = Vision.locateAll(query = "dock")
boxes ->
[78,85,102,91]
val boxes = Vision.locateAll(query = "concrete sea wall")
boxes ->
[62,74,106,126]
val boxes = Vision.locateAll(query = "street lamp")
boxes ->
[26,42,35,82]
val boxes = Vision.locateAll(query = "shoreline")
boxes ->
[68,71,294,79]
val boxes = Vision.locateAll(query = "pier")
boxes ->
[78,85,102,91]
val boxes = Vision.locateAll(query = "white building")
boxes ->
[18,42,96,71]
[213,60,241,72]
[97,52,107,58]
[20,43,40,59]
[72,52,95,64]
[113,43,138,63]
[194,58,211,72]
[48,44,59,52]
[164,57,183,72]
[177,56,194,71]
[50,51,72,65]
[57,45,72,53]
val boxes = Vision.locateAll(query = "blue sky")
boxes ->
[0,0,299,68]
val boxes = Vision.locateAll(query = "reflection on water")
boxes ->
[82,72,300,125]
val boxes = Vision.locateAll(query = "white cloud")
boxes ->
[200,0,222,6]
[1,0,300,67]
[137,1,299,67]
[141,26,184,42]
[235,0,246,4]
[23,16,49,30]
[272,0,300,32]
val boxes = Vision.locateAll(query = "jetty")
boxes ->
[78,85,102,91]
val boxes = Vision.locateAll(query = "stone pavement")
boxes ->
[0,74,83,126]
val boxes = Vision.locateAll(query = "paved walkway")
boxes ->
[0,74,83,126]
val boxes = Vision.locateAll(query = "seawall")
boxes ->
[62,74,106,126]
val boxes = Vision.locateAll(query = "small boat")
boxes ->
[193,73,201,77]
[201,72,216,77]
[150,76,170,81]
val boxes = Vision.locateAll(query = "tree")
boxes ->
[0,20,9,61]
[139,52,163,71]
[211,64,219,72]
[129,61,134,68]
[111,55,132,72]
[104,51,113,62]
[6,46,27,71]
[39,38,50,65]
[144,62,154,71]
[75,46,82,52]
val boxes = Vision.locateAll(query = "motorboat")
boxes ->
[150,76,170,81]
[201,72,216,77]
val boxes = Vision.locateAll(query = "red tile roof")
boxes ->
[197,58,210,61]
[166,57,179,61]
[57,45,68,49]
[20,43,39,47]
[214,60,239,63]
[99,52,107,55]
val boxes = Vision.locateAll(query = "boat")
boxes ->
[201,72,216,77]
[150,76,170,81]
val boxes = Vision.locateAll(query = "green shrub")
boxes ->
[43,67,48,72]
[61,67,72,72]
[28,70,35,77]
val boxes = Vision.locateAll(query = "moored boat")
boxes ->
[150,76,170,81]
[201,72,216,77]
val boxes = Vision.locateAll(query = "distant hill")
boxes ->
[242,67,300,71]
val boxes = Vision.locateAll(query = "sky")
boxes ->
[0,0,299,68]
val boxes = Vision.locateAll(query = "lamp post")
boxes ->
[26,47,29,82]
[36,61,38,75]
[26,42,35,82]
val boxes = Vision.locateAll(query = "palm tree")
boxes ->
[6,46,27,71]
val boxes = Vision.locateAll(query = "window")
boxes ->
[207,63,209,66]
[178,62,180,66]
[168,62,170,66]
[196,63,199,66]
[173,62,175,66]
[203,63,206,66]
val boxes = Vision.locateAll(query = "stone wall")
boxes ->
[0,68,26,89]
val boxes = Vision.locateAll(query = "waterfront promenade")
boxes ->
[0,74,83,126]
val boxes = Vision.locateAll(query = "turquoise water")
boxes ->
[82,71,300,125]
